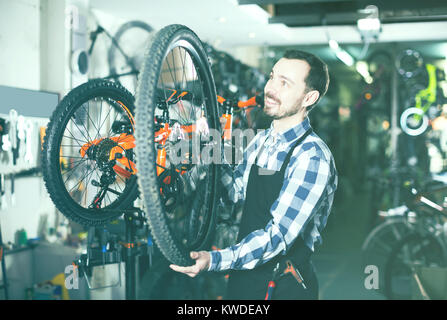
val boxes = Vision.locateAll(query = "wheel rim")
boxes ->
[141,33,218,252]
[56,94,137,215]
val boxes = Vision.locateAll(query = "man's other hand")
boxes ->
[169,251,211,278]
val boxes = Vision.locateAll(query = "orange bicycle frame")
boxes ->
[78,94,260,181]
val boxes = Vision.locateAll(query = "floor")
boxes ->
[312,190,387,300]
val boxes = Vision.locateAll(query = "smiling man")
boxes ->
[170,50,338,300]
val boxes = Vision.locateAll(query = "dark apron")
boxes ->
[226,129,318,300]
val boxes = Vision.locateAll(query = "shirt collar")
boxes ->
[267,117,312,144]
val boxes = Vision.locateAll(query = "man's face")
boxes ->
[263,58,311,120]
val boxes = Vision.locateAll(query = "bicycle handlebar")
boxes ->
[217,94,264,109]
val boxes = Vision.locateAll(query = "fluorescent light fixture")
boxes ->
[248,32,256,39]
[357,18,381,32]
[336,50,354,67]
[328,38,354,67]
[356,61,373,83]
[329,39,339,50]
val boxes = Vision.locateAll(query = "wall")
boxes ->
[0,0,69,246]
[0,0,41,91]
[39,0,68,95]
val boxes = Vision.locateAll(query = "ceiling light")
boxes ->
[356,61,373,83]
[336,50,354,67]
[328,39,354,67]
[218,17,227,23]
[248,32,256,39]
[357,18,381,31]
[329,39,339,50]
[357,5,381,41]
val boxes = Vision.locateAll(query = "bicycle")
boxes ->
[361,171,447,299]
[107,20,154,94]
[396,49,446,137]
[74,21,153,93]
[134,24,263,266]
[205,43,268,131]
[399,63,438,137]
[384,179,447,299]
[42,24,262,262]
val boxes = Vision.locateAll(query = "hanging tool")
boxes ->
[283,260,307,289]
[264,262,280,300]
[8,110,19,165]
[10,174,15,207]
[24,120,34,164]
[0,117,8,152]
[264,260,308,300]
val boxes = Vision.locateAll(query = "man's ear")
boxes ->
[303,90,320,109]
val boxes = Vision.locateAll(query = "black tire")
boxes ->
[384,232,447,300]
[107,20,154,93]
[135,24,220,266]
[361,216,412,296]
[395,49,424,80]
[42,79,139,226]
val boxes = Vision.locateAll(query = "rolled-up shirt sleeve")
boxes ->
[209,150,331,272]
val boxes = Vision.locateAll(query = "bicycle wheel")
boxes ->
[396,49,424,79]
[135,24,220,266]
[108,20,154,94]
[42,79,139,226]
[385,232,447,300]
[361,216,413,295]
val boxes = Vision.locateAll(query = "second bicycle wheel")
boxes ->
[108,20,154,94]
[361,215,412,297]
[42,79,139,226]
[135,24,220,266]
[385,232,447,299]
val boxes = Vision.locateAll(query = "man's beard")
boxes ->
[264,94,304,120]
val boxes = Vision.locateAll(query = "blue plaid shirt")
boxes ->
[209,117,338,272]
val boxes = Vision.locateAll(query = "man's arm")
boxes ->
[209,151,331,271]
[170,150,332,277]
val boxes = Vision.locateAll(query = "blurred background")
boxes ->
[1,0,447,300]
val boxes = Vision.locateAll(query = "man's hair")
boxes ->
[282,49,330,109]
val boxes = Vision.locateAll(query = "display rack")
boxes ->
[74,208,151,300]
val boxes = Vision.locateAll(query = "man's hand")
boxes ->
[169,251,211,278]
